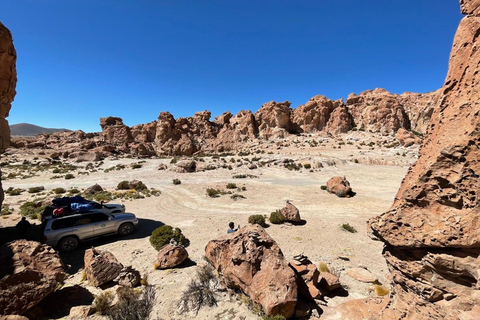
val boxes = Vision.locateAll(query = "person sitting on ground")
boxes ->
[16,217,31,239]
[227,222,239,234]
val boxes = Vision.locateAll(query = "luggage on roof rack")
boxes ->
[52,196,87,206]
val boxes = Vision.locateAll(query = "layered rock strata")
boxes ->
[368,1,480,318]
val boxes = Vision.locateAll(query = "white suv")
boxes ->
[43,211,139,251]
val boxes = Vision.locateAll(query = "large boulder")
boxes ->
[155,244,188,269]
[84,248,123,287]
[368,2,480,318]
[396,128,421,147]
[0,240,66,316]
[205,225,297,318]
[100,117,133,146]
[326,176,353,198]
[280,201,301,222]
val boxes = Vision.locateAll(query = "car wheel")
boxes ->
[58,236,78,252]
[118,223,134,236]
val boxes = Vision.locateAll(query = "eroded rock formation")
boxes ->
[0,22,16,208]
[368,1,480,318]
[0,240,66,316]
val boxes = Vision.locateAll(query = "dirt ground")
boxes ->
[0,132,417,319]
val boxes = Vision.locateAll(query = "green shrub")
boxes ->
[131,163,143,169]
[248,214,267,227]
[65,173,75,180]
[206,188,221,198]
[1,204,12,216]
[68,188,80,195]
[263,316,286,320]
[269,210,285,224]
[320,185,327,191]
[173,179,181,185]
[226,183,237,189]
[53,187,66,194]
[341,223,357,233]
[177,264,218,314]
[303,163,311,169]
[28,186,45,193]
[6,187,24,196]
[134,181,148,191]
[150,225,189,251]
[117,181,130,190]
[170,158,178,164]
[20,201,45,220]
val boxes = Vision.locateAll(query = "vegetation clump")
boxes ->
[248,214,267,227]
[20,201,46,219]
[150,225,189,251]
[107,286,155,320]
[173,179,182,185]
[226,183,237,189]
[206,188,221,198]
[341,223,357,233]
[65,173,75,180]
[93,290,114,315]
[269,210,285,224]
[28,186,45,193]
[177,264,218,315]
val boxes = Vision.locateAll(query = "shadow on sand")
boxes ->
[60,217,164,274]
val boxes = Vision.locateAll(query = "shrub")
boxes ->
[170,158,178,164]
[226,183,237,189]
[6,187,24,196]
[263,316,286,320]
[231,194,246,201]
[65,173,75,180]
[150,225,189,251]
[320,185,327,191]
[303,163,311,169]
[28,186,45,193]
[131,163,143,169]
[68,188,80,195]
[177,264,218,315]
[173,179,182,185]
[373,284,390,297]
[341,223,357,233]
[94,290,114,315]
[107,286,155,320]
[206,188,221,198]
[318,262,330,273]
[53,187,66,194]
[20,201,45,220]
[1,205,12,216]
[117,181,130,190]
[134,181,148,191]
[269,210,285,224]
[248,214,267,227]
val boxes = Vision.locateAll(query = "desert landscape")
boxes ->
[2,0,480,319]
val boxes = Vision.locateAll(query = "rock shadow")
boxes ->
[61,218,164,274]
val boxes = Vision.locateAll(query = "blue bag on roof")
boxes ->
[70,202,94,213]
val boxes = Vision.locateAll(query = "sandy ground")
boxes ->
[0,132,417,319]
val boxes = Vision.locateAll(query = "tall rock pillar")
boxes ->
[0,22,17,208]
[368,1,480,318]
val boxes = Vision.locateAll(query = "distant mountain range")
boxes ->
[10,123,71,136]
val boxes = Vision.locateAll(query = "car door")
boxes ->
[91,212,116,235]
[72,214,95,240]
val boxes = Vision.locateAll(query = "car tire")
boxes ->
[118,223,134,236]
[58,236,79,252]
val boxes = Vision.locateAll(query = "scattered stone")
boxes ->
[115,266,141,287]
[68,305,92,320]
[346,268,378,283]
[84,184,103,195]
[157,163,168,170]
[318,272,341,291]
[176,160,196,173]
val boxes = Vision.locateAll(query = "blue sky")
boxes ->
[1,0,462,132]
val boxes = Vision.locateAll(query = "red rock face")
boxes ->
[368,2,480,318]
[205,225,298,318]
[0,240,66,316]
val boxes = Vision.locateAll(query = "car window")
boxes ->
[91,212,109,222]
[51,217,77,230]
[75,216,93,226]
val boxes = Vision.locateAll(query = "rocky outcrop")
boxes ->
[205,225,297,318]
[368,2,480,318]
[396,128,421,147]
[292,95,343,132]
[0,240,66,316]
[84,248,123,287]
[255,101,295,138]
[0,22,16,209]
[155,244,188,269]
[100,117,134,146]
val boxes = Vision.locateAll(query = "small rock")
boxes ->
[346,267,378,283]
[156,244,188,269]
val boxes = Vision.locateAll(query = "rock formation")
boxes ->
[326,176,353,198]
[368,1,480,318]
[205,225,297,318]
[0,240,66,316]
[280,201,301,222]
[0,22,16,209]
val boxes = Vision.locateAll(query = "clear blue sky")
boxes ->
[1,0,462,133]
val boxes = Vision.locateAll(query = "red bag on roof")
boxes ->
[53,207,65,217]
